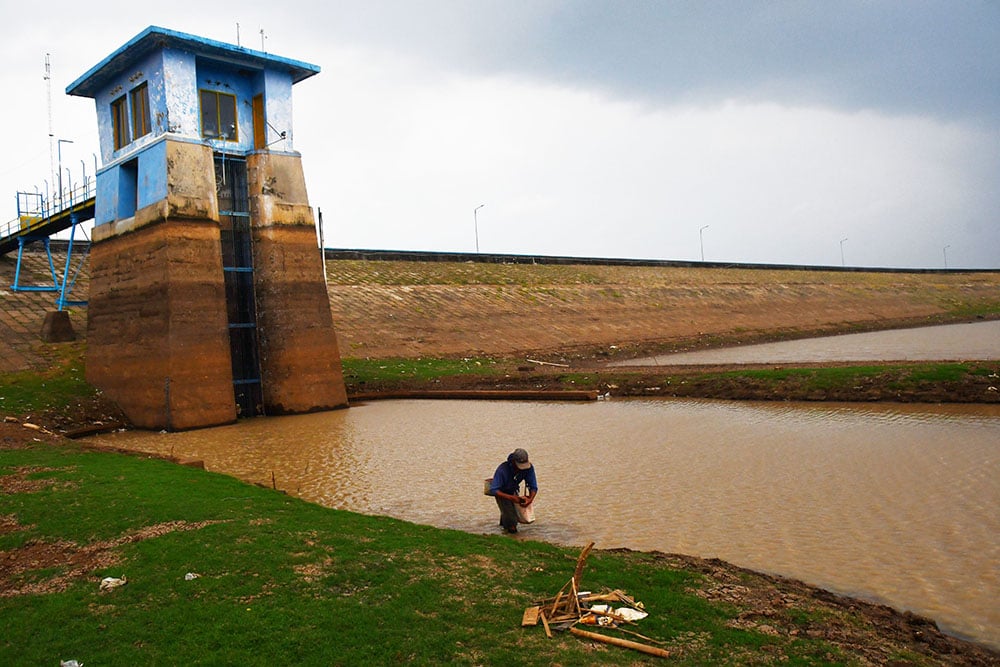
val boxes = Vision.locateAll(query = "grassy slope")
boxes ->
[0,351,94,415]
[325,260,1000,360]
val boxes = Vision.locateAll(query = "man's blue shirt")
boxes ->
[490,460,538,496]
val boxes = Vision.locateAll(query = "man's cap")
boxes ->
[511,448,531,470]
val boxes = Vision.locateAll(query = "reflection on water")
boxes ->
[611,320,1000,365]
[89,399,1000,649]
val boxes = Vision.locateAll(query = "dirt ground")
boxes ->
[322,260,1000,362]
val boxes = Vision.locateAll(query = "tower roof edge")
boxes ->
[67,25,320,98]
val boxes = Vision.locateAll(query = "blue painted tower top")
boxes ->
[67,26,320,164]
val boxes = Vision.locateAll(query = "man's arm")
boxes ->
[489,465,518,502]
[523,467,538,505]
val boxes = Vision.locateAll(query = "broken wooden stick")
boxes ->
[549,585,567,619]
[569,627,671,659]
[526,358,570,368]
[573,542,595,589]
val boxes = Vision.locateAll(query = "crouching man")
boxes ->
[489,448,538,534]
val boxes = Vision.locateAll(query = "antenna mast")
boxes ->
[45,53,55,197]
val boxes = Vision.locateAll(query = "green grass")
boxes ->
[341,356,503,384]
[715,365,883,389]
[554,362,999,403]
[943,300,1000,319]
[1,442,862,665]
[696,363,982,392]
[0,348,94,415]
[903,365,978,383]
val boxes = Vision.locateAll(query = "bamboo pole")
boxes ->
[569,627,671,659]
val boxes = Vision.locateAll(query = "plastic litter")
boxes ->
[60,661,83,667]
[612,605,648,622]
[589,603,648,623]
[184,572,201,581]
[99,576,127,591]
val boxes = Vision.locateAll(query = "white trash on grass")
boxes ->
[99,576,127,592]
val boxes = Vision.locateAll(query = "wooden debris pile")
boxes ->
[522,542,671,659]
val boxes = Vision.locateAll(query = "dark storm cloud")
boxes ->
[505,2,1000,121]
[318,1,1000,123]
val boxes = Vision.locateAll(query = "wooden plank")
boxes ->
[521,606,540,627]
[539,610,553,639]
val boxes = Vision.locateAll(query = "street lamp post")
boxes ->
[943,245,950,269]
[57,138,73,205]
[840,237,848,267]
[699,225,709,262]
[474,204,484,253]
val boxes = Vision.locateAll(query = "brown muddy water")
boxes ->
[610,320,1000,366]
[89,398,1000,649]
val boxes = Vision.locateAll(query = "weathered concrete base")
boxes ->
[40,311,76,342]
[85,218,236,430]
[249,151,348,413]
[253,224,349,413]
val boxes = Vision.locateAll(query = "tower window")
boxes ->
[111,95,130,150]
[130,82,151,139]
[200,90,238,141]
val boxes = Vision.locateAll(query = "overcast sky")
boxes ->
[1,1,997,268]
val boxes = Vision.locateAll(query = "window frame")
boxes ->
[110,95,130,151]
[200,89,239,141]
[129,82,151,140]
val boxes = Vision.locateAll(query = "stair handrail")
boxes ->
[1,177,96,245]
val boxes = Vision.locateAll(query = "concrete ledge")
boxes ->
[323,248,999,274]
[348,389,598,402]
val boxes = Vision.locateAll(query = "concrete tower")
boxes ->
[68,26,347,430]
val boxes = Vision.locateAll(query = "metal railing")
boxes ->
[1,177,96,245]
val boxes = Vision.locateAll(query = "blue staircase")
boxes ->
[1,181,95,308]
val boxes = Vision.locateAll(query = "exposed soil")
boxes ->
[326,260,1000,404]
[323,260,1000,361]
